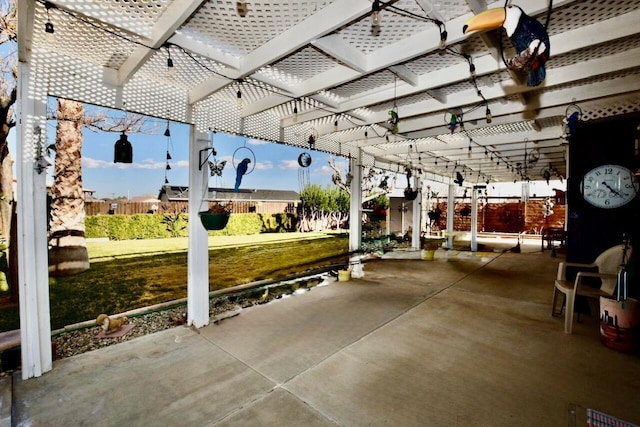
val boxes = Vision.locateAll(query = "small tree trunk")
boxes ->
[48,99,89,276]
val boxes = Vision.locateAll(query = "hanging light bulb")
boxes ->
[371,0,382,28]
[236,89,243,106]
[437,21,447,50]
[164,177,169,184]
[334,118,339,132]
[237,0,248,17]
[167,49,176,78]
[166,151,172,161]
[293,100,299,123]
[166,163,172,171]
[364,129,368,139]
[485,106,492,124]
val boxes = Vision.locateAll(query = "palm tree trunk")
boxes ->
[48,99,89,276]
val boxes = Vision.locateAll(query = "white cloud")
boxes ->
[247,138,270,145]
[316,165,335,176]
[82,156,166,170]
[279,159,299,170]
[82,157,111,169]
[254,160,273,171]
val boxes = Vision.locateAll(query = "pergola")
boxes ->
[15,0,640,378]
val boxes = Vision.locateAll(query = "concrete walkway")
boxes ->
[10,247,640,426]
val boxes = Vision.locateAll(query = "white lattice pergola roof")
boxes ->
[17,0,640,184]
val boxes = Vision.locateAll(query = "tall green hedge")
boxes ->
[85,212,299,240]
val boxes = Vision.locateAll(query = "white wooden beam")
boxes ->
[17,0,35,63]
[117,0,205,86]
[16,62,52,380]
[187,126,211,328]
[313,34,369,73]
[349,153,363,252]
[189,0,373,104]
[389,65,420,87]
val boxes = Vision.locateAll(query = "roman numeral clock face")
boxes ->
[580,164,639,209]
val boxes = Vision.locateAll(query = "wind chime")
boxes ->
[403,145,418,201]
[388,76,400,134]
[164,120,172,184]
[298,129,315,192]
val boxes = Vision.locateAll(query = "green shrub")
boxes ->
[86,214,187,240]
[207,213,263,236]
[86,212,298,240]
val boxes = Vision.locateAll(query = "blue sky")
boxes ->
[75,124,341,199]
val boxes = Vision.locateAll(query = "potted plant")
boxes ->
[420,236,445,260]
[199,201,232,230]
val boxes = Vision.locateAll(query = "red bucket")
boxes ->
[600,297,639,353]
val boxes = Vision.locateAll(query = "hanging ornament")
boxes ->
[163,120,172,185]
[388,107,399,134]
[232,141,256,192]
[208,159,226,177]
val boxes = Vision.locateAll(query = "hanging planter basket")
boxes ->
[198,211,230,230]
[404,187,418,201]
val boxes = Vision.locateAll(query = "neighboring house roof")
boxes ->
[158,185,300,202]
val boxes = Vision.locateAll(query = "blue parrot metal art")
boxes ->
[463,5,550,87]
[234,158,251,192]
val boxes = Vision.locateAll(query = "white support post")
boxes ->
[471,187,479,252]
[16,62,52,379]
[446,184,455,249]
[521,182,530,202]
[411,175,421,250]
[187,127,210,328]
[348,152,362,253]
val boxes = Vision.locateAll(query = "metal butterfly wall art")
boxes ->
[208,159,227,177]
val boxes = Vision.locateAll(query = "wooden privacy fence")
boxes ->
[85,201,296,216]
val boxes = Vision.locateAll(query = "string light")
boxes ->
[371,0,382,28]
[166,47,176,78]
[485,106,492,124]
[293,99,299,122]
[237,0,248,17]
[36,0,527,178]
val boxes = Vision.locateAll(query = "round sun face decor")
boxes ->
[580,164,639,209]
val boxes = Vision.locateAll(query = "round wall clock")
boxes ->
[580,164,639,209]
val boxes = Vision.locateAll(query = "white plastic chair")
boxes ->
[552,244,632,334]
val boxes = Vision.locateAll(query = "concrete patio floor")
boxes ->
[9,242,640,426]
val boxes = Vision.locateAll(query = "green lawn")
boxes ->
[0,232,349,332]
